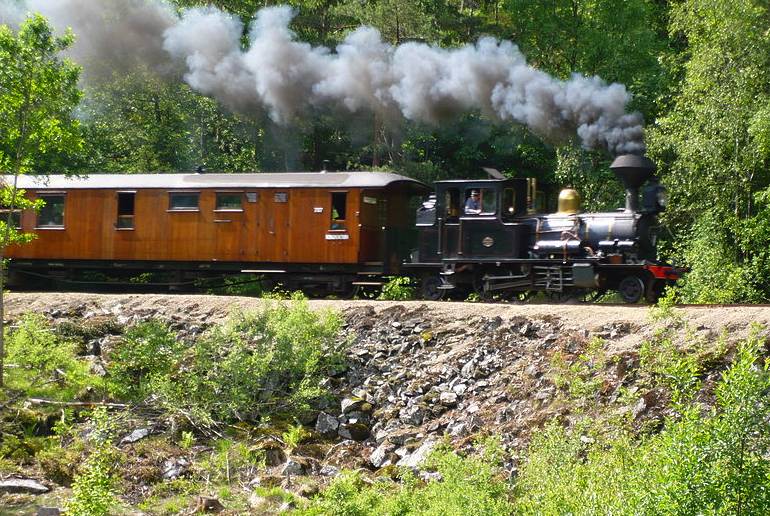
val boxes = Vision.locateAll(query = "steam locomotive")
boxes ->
[5,154,681,303]
[407,154,681,303]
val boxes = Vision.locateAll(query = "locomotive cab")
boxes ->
[414,178,529,263]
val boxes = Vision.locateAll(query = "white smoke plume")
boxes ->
[0,1,645,154]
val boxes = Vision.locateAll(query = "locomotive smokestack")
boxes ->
[610,154,656,212]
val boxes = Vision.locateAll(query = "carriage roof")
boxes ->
[6,171,430,192]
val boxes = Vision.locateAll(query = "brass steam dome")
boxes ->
[557,188,581,214]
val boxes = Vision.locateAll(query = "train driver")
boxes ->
[464,190,481,214]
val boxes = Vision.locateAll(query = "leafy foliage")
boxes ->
[66,408,118,516]
[105,320,184,400]
[106,297,345,428]
[378,276,417,301]
[297,440,514,515]
[3,314,104,401]
[515,333,770,515]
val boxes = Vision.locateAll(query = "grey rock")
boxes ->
[315,412,339,438]
[439,391,458,407]
[162,457,190,480]
[448,422,467,437]
[281,458,306,476]
[120,428,151,445]
[319,465,340,477]
[399,404,426,426]
[419,471,443,482]
[397,440,437,469]
[36,508,61,516]
[0,478,49,494]
[369,443,396,468]
[344,410,371,424]
[338,422,370,441]
[341,397,372,414]
[452,383,468,395]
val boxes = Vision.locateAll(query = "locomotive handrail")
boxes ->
[437,217,443,256]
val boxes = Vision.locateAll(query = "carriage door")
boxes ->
[266,190,290,261]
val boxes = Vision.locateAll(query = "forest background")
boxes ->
[2,0,770,303]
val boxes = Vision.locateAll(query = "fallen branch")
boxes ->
[25,399,128,409]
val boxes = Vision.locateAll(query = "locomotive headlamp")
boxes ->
[656,187,668,209]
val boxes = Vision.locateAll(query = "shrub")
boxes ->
[116,296,344,428]
[105,320,184,400]
[66,408,119,516]
[378,276,416,301]
[4,314,104,401]
[515,332,770,515]
[297,441,513,515]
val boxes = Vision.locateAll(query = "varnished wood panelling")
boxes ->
[8,186,391,265]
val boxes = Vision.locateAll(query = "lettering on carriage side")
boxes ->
[325,234,350,240]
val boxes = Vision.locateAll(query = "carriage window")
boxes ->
[169,192,199,211]
[215,192,243,211]
[331,192,347,229]
[116,192,135,229]
[502,188,516,221]
[444,188,460,219]
[37,194,65,228]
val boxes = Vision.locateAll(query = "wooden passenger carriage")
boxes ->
[5,171,429,291]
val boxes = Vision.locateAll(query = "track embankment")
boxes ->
[4,292,770,511]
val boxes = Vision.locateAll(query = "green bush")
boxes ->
[296,441,513,515]
[515,332,770,515]
[66,408,119,516]
[4,314,104,401]
[378,276,416,301]
[107,297,344,427]
[105,320,183,400]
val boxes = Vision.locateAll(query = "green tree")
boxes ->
[504,0,669,209]
[647,0,770,301]
[0,14,83,386]
[80,71,269,173]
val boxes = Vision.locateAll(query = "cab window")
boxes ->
[444,188,460,219]
[480,188,497,214]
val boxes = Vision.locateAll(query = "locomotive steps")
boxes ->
[3,292,769,512]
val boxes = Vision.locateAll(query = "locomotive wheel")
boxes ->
[421,275,445,301]
[618,276,645,304]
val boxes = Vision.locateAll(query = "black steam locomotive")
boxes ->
[406,154,682,303]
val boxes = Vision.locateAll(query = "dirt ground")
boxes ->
[7,292,770,347]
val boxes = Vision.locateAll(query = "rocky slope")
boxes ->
[3,293,769,513]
